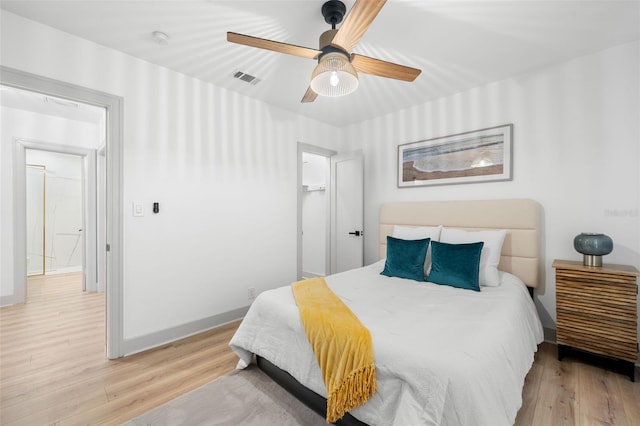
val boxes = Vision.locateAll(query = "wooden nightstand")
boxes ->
[553,259,639,381]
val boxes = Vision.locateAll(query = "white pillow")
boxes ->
[392,225,442,275]
[393,225,442,241]
[440,227,506,287]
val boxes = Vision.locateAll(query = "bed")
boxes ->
[230,199,544,425]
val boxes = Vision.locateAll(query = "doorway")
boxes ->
[26,151,84,277]
[301,151,331,278]
[298,143,335,280]
[23,147,101,296]
[297,143,364,280]
[1,66,123,359]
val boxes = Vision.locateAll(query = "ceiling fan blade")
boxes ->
[351,54,421,82]
[301,86,318,103]
[331,0,387,53]
[227,32,321,60]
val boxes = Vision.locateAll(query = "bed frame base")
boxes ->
[256,355,368,425]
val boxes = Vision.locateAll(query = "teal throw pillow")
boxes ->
[427,240,484,291]
[381,236,430,282]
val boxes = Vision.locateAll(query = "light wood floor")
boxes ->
[0,273,239,425]
[515,341,640,426]
[1,273,639,425]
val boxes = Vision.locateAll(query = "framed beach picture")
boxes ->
[398,124,513,188]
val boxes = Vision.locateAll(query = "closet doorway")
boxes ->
[297,143,364,280]
[298,143,335,279]
[301,150,332,278]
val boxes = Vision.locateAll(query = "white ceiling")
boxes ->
[1,0,639,127]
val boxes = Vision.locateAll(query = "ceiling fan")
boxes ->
[227,0,422,103]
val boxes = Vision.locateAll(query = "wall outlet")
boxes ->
[247,287,257,301]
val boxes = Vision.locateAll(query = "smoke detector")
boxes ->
[151,31,170,45]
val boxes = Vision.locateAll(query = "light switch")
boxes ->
[133,202,144,217]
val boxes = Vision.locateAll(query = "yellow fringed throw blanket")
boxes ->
[291,277,376,423]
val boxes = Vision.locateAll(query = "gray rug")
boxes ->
[123,365,327,426]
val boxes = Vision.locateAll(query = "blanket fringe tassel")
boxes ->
[326,364,377,423]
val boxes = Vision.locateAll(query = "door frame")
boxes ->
[17,141,97,290]
[1,66,124,359]
[297,142,336,281]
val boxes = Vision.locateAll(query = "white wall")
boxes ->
[0,106,101,297]
[3,10,638,357]
[343,41,640,344]
[1,11,342,344]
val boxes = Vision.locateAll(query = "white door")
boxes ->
[331,150,364,274]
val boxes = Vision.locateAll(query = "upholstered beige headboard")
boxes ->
[379,199,542,288]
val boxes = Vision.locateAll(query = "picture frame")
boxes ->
[398,124,513,188]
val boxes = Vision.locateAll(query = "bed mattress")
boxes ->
[229,260,543,425]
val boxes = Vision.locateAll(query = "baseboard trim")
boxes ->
[46,266,83,275]
[121,306,249,357]
[0,294,21,307]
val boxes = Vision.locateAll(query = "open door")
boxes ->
[330,150,364,274]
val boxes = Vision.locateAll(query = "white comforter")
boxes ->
[229,261,543,426]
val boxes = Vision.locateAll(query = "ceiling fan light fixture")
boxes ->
[310,52,358,97]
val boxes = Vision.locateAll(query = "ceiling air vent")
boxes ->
[232,70,260,85]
